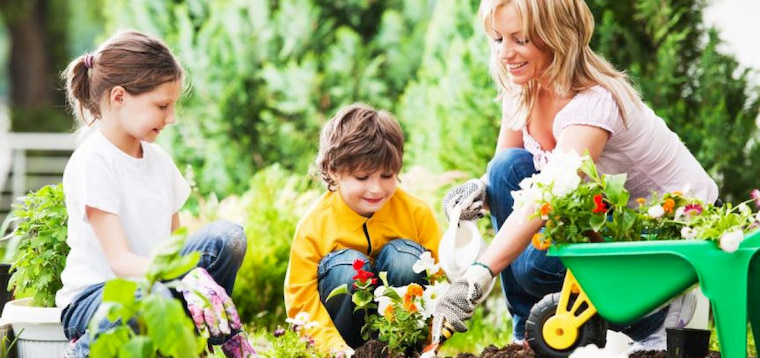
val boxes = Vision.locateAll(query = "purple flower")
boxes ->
[273,326,286,338]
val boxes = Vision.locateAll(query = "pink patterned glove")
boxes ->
[221,331,257,357]
[177,267,242,338]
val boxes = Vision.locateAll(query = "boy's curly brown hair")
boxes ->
[316,103,404,191]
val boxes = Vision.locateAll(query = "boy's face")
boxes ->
[333,168,398,217]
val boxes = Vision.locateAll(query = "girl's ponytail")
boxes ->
[62,53,97,125]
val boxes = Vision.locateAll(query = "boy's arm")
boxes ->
[284,229,350,352]
[416,204,443,260]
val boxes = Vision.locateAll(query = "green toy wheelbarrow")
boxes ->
[525,229,760,358]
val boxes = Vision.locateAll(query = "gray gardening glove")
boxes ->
[432,263,494,337]
[443,179,487,221]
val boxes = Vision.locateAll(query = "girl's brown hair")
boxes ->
[62,30,184,125]
[316,103,405,191]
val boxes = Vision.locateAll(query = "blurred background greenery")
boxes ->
[1,0,759,354]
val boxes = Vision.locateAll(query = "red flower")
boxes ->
[592,194,607,214]
[353,269,374,282]
[683,203,703,216]
[353,259,366,271]
[751,189,760,208]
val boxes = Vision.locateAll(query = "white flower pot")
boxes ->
[1,298,68,358]
[439,206,488,282]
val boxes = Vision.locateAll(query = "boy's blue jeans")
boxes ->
[318,239,427,348]
[60,220,248,357]
[486,148,666,341]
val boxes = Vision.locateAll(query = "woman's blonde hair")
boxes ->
[479,0,641,129]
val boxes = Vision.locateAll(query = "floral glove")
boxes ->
[178,267,242,338]
[332,346,355,358]
[221,331,258,357]
[443,179,487,221]
[432,263,494,336]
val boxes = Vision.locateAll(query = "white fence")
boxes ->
[1,133,77,222]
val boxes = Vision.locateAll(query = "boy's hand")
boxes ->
[432,264,494,336]
[443,179,486,221]
[178,267,242,338]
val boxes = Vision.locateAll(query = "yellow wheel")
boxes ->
[525,292,608,357]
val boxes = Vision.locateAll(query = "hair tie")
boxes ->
[84,54,93,69]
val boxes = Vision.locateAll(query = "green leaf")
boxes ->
[118,336,156,358]
[142,294,201,358]
[103,279,138,306]
[326,284,348,301]
[604,173,629,206]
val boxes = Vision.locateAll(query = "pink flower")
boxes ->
[683,203,703,216]
[751,189,760,208]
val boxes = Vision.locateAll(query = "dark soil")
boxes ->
[353,339,421,358]
[453,344,534,358]
[629,351,722,358]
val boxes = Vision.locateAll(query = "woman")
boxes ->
[432,0,717,350]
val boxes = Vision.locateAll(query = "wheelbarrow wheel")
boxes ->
[525,292,608,358]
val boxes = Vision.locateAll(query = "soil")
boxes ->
[355,341,727,358]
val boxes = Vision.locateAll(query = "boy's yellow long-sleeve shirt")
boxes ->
[284,187,441,352]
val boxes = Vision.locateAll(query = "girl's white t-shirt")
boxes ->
[56,130,190,308]
[517,86,718,204]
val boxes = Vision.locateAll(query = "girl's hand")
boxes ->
[431,263,494,337]
[178,267,242,338]
[221,331,258,357]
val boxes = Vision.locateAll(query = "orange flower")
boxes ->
[383,304,395,321]
[540,202,552,217]
[662,198,675,214]
[403,283,424,313]
[636,198,646,206]
[531,233,551,250]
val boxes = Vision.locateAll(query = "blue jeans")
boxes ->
[486,148,665,341]
[318,239,427,349]
[60,220,248,356]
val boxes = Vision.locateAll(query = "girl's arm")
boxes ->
[495,125,523,153]
[171,212,180,232]
[87,206,150,278]
[478,124,609,273]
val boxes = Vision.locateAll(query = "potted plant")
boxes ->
[0,183,69,357]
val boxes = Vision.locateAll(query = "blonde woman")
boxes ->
[433,0,718,351]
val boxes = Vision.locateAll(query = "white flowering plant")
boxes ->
[263,312,325,358]
[326,251,449,355]
[513,150,760,252]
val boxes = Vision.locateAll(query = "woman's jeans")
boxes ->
[60,220,247,356]
[486,148,666,341]
[318,239,427,349]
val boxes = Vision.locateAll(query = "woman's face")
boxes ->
[491,3,554,86]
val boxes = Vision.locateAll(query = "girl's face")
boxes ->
[333,168,398,217]
[491,3,553,86]
[112,80,182,144]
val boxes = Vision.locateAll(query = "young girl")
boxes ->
[56,30,256,357]
[434,0,718,352]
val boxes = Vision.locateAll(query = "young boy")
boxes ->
[284,103,442,354]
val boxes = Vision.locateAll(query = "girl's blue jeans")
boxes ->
[60,220,247,356]
[486,148,666,341]
[317,239,427,349]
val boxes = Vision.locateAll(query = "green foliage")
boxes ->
[589,0,760,202]
[6,183,69,307]
[90,228,208,358]
[231,165,321,329]
[262,314,325,358]
[101,0,434,197]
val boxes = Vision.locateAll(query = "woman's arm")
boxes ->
[171,212,180,232]
[86,206,150,277]
[479,124,610,273]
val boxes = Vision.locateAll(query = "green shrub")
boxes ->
[6,183,69,307]
[232,165,321,329]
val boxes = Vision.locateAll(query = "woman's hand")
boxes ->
[432,263,495,336]
[178,267,242,338]
[443,179,487,221]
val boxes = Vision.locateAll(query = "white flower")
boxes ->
[719,229,744,253]
[420,282,450,319]
[286,312,312,330]
[738,204,751,216]
[647,205,665,218]
[412,251,440,276]
[680,227,697,240]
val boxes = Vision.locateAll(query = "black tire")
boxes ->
[525,292,608,358]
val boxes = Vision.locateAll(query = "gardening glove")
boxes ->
[443,179,487,221]
[432,263,495,338]
[177,267,242,339]
[221,331,258,357]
